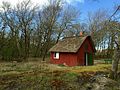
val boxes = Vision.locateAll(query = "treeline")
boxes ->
[0,0,83,61]
[0,0,120,61]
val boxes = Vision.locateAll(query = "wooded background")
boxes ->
[0,0,120,62]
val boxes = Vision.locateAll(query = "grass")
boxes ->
[0,60,119,89]
[63,64,112,73]
[0,61,112,75]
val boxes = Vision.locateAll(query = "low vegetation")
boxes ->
[0,61,119,90]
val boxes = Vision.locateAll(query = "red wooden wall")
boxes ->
[77,38,94,66]
[50,52,77,66]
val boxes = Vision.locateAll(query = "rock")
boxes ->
[86,83,93,90]
[88,75,119,90]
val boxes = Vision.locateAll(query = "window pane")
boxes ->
[56,53,59,59]
[54,52,59,59]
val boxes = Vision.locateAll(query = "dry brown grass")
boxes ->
[0,60,119,90]
[0,60,112,76]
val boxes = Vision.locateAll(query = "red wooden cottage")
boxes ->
[49,36,96,66]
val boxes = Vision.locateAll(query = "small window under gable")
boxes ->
[54,52,59,59]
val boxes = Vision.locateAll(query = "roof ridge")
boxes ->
[63,36,86,39]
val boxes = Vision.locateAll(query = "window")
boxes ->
[54,52,59,59]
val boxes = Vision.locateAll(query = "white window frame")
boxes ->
[54,52,59,59]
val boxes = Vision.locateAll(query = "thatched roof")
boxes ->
[49,36,94,53]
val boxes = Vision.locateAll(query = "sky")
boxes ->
[0,0,120,20]
[80,0,120,20]
[0,0,84,6]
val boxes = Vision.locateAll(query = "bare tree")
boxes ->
[15,0,37,59]
[55,5,80,42]
[108,5,120,79]
[33,0,81,60]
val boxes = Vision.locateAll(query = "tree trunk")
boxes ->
[24,30,27,59]
[110,49,120,79]
[42,49,47,61]
[24,30,30,60]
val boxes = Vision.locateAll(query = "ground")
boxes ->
[0,59,120,90]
